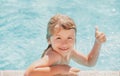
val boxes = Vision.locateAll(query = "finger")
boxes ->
[97,34,105,42]
[96,33,100,39]
[99,38,106,43]
[97,34,106,43]
[99,35,106,42]
[70,68,80,72]
[101,38,106,42]
[74,69,80,72]
[95,26,99,32]
[69,71,79,76]
[96,32,103,39]
[98,33,105,39]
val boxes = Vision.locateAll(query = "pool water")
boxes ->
[0,0,120,70]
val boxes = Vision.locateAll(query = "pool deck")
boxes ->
[0,70,119,76]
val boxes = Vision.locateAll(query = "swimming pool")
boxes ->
[0,0,120,70]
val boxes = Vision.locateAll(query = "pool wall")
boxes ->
[0,70,119,76]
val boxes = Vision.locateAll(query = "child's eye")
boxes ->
[68,37,73,40]
[56,37,61,40]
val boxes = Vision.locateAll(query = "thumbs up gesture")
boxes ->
[95,26,106,44]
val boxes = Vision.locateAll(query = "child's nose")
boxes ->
[61,40,68,46]
[62,40,67,44]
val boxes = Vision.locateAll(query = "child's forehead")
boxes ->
[53,28,75,36]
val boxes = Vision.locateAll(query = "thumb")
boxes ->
[95,26,99,32]
[95,26,100,34]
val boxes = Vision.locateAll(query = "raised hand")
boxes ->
[95,26,106,44]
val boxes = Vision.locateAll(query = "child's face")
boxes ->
[49,27,75,56]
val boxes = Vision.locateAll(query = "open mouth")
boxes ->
[59,48,69,51]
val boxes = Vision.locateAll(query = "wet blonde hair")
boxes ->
[41,14,76,57]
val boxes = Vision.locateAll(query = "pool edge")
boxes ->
[0,70,119,76]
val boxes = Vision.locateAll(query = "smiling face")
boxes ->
[46,14,76,56]
[49,27,76,56]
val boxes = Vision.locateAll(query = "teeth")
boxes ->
[60,48,68,50]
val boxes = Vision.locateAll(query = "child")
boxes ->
[24,14,106,76]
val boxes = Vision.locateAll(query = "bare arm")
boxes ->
[71,27,106,67]
[25,50,79,76]
[87,40,101,66]
[88,26,106,66]
[25,64,79,76]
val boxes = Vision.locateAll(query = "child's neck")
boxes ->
[51,48,71,59]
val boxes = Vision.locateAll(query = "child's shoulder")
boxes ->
[35,48,61,67]
[44,48,61,62]
[46,48,61,57]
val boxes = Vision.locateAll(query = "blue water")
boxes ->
[0,0,120,70]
